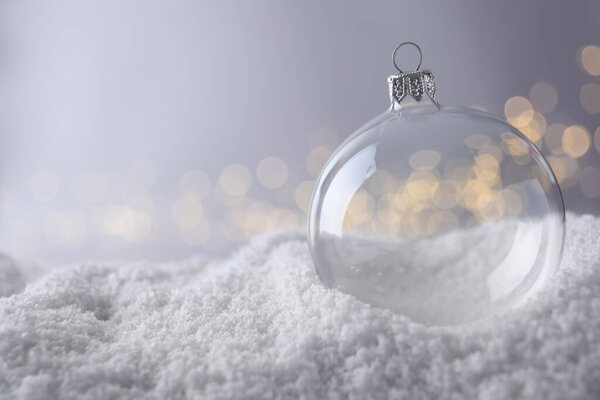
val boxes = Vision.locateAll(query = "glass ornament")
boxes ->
[307,42,565,326]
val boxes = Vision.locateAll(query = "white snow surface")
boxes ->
[0,213,599,400]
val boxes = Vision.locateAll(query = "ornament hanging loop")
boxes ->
[392,41,422,73]
[388,42,436,104]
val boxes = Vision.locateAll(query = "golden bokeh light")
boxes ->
[306,146,334,177]
[370,216,399,238]
[581,45,600,76]
[505,96,534,128]
[547,155,580,189]
[443,158,472,182]
[427,210,458,235]
[243,200,275,236]
[473,153,500,184]
[463,133,491,149]
[389,186,421,213]
[294,180,315,212]
[405,209,431,237]
[544,124,567,155]
[528,164,551,193]
[218,164,252,196]
[474,190,505,221]
[30,170,59,202]
[520,112,547,145]
[256,156,289,189]
[501,187,524,217]
[179,169,211,200]
[529,82,558,114]
[477,144,504,164]
[363,170,399,197]
[580,83,600,114]
[343,189,375,228]
[375,198,403,226]
[562,125,591,158]
[447,165,473,187]
[405,170,439,203]
[579,167,600,198]
[97,204,151,242]
[500,132,529,162]
[512,152,532,167]
[267,208,299,231]
[461,179,492,211]
[409,149,441,170]
[214,185,246,206]
[595,127,600,155]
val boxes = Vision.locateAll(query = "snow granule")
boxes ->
[0,213,599,399]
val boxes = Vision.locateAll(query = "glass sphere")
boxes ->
[307,101,565,326]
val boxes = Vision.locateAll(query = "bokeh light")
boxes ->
[562,125,591,158]
[267,208,299,231]
[544,124,567,155]
[306,146,334,177]
[581,45,600,76]
[294,180,315,212]
[409,149,441,170]
[96,204,151,242]
[218,164,252,196]
[256,156,288,189]
[463,133,491,149]
[505,96,534,128]
[547,156,581,189]
[363,170,399,197]
[519,111,546,145]
[594,127,600,155]
[529,82,558,114]
[343,189,375,228]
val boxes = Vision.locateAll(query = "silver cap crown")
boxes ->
[388,69,436,104]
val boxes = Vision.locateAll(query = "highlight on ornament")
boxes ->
[307,42,565,326]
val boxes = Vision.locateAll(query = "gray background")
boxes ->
[1,1,599,265]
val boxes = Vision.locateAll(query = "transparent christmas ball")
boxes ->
[307,76,565,326]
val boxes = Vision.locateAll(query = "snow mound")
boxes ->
[0,213,599,399]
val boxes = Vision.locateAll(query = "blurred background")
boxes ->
[0,0,598,265]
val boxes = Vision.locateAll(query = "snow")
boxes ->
[0,213,599,399]
[319,216,560,325]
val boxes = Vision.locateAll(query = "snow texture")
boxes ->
[0,213,599,400]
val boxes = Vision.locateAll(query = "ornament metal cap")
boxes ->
[387,42,437,104]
